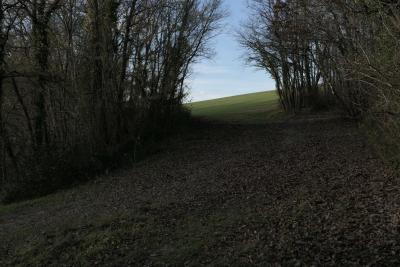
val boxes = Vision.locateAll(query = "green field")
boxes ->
[187,91,283,124]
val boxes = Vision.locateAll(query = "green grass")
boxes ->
[186,91,283,124]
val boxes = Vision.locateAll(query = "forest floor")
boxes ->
[1,113,400,266]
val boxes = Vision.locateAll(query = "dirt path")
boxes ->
[1,116,399,266]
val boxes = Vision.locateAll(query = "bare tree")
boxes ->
[0,0,224,202]
[240,0,322,112]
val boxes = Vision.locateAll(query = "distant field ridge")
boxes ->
[187,91,281,124]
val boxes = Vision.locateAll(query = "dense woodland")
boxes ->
[0,0,223,202]
[2,0,400,203]
[3,1,400,264]
[241,0,400,164]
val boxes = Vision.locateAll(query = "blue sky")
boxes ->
[187,0,275,102]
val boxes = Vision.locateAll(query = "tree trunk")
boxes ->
[32,1,52,149]
[0,0,5,182]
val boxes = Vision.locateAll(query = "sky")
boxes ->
[187,0,275,102]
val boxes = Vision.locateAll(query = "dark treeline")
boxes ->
[241,0,400,163]
[241,0,399,114]
[0,0,223,202]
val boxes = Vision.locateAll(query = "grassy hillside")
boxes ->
[187,91,282,124]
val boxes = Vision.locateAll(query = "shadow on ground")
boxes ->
[1,115,398,266]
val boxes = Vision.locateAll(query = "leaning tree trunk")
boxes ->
[0,0,5,182]
[32,2,51,149]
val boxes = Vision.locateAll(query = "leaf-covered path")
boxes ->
[1,116,399,266]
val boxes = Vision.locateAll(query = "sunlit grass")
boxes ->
[187,91,283,124]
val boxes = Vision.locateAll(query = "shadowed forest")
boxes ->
[2,0,400,265]
[0,0,224,202]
